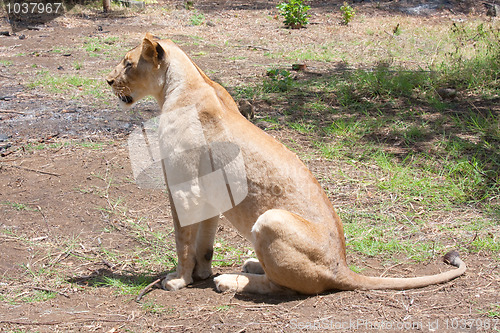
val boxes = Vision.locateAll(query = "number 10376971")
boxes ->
[6,2,63,15]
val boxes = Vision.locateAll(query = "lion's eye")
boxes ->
[124,60,133,68]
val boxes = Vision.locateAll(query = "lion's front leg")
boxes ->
[193,216,219,280]
[161,192,198,291]
[162,214,198,291]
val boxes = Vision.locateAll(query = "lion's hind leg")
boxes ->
[248,209,341,295]
[216,209,341,295]
[242,258,265,274]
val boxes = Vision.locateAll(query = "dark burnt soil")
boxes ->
[0,0,498,332]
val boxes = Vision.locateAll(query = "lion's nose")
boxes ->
[106,79,114,86]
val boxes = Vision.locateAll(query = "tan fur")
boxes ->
[107,33,466,295]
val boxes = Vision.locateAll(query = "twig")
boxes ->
[234,45,270,51]
[37,206,53,240]
[380,263,403,277]
[136,278,162,302]
[31,286,70,298]
[0,73,15,79]
[0,318,128,326]
[4,164,60,177]
[0,110,26,115]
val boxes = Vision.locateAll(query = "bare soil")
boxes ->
[0,1,498,332]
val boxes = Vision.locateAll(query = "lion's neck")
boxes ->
[156,45,206,110]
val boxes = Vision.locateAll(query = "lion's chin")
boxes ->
[117,95,135,110]
[120,95,133,104]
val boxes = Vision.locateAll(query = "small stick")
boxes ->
[31,286,70,298]
[234,45,270,51]
[4,164,60,177]
[136,278,161,302]
[0,110,26,115]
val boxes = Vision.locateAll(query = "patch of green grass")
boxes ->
[215,304,233,311]
[481,304,500,318]
[372,151,467,207]
[20,289,57,303]
[189,10,205,26]
[342,211,445,261]
[91,275,153,295]
[21,141,109,153]
[288,120,316,134]
[123,219,177,271]
[83,36,123,58]
[213,239,252,267]
[192,51,207,57]
[469,235,500,255]
[2,201,38,212]
[26,70,108,99]
[227,56,247,61]
[439,22,500,95]
[141,301,172,314]
[348,264,364,273]
[0,59,13,66]
[75,141,108,150]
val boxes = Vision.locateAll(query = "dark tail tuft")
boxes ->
[443,250,461,267]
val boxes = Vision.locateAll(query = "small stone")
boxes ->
[0,133,10,142]
[437,88,457,100]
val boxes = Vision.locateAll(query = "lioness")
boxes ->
[107,33,466,295]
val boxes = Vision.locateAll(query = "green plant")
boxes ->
[265,68,295,92]
[141,301,170,314]
[2,201,38,211]
[340,2,355,26]
[277,0,310,29]
[190,10,205,26]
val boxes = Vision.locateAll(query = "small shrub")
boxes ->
[340,2,355,26]
[277,0,310,29]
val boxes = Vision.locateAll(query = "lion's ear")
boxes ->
[142,33,165,68]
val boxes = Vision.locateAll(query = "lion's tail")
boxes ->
[340,251,466,290]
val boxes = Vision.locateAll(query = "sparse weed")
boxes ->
[440,22,500,94]
[190,10,205,26]
[2,201,38,212]
[141,301,171,314]
[264,68,295,92]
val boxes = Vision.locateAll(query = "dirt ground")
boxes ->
[0,0,499,332]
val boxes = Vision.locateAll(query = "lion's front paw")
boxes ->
[161,273,192,291]
[193,266,213,281]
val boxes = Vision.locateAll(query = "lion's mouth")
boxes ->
[120,95,133,104]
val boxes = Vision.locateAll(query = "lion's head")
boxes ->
[106,33,166,108]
